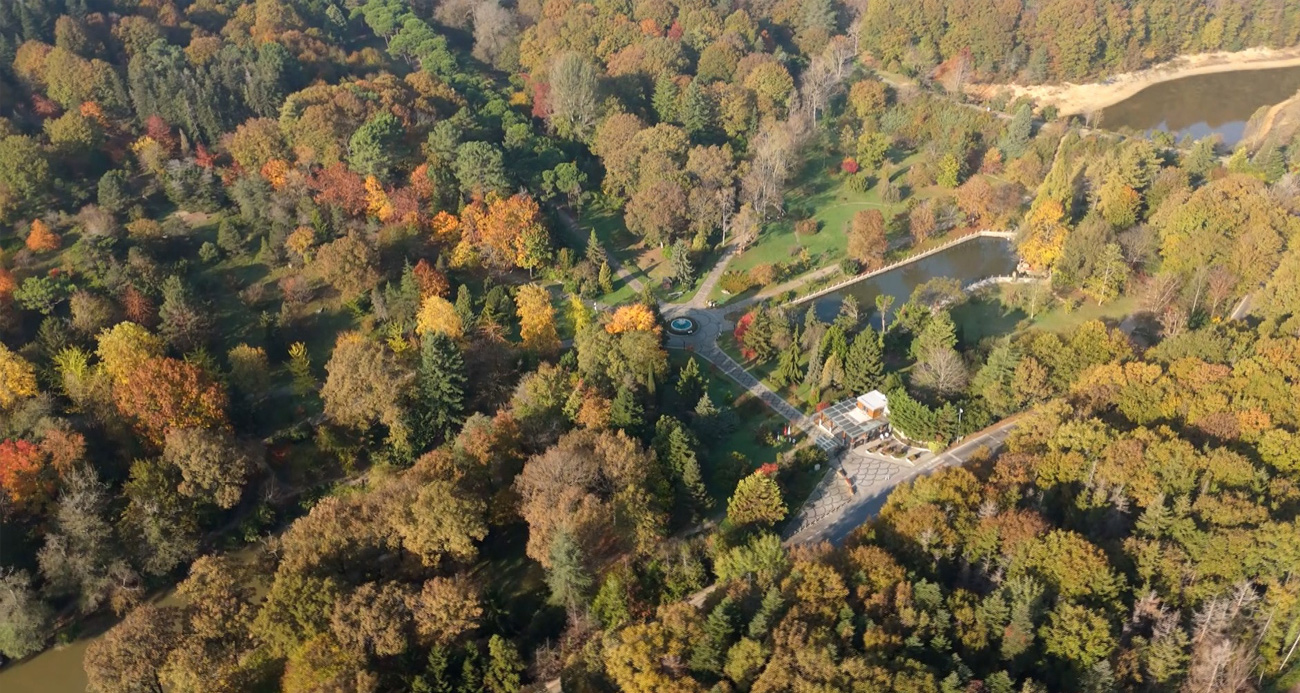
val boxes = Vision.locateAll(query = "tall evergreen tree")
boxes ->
[459,643,484,693]
[598,260,615,294]
[748,587,785,638]
[412,332,467,450]
[609,384,644,434]
[585,228,605,265]
[773,341,804,389]
[690,596,737,674]
[911,310,958,360]
[682,79,714,138]
[652,72,680,124]
[485,635,524,693]
[654,417,711,518]
[999,103,1033,159]
[417,645,455,693]
[843,330,883,393]
[742,309,778,363]
[546,528,592,614]
[454,284,476,325]
[676,357,707,407]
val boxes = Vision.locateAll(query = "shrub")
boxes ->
[846,172,872,193]
[840,157,859,174]
[749,263,778,285]
[795,218,819,235]
[839,258,861,276]
[719,271,754,295]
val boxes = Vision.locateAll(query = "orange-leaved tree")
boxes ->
[114,357,228,445]
[25,219,60,253]
[0,439,54,513]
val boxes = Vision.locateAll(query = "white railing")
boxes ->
[786,230,1017,308]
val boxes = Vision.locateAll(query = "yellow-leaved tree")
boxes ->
[516,284,559,353]
[606,304,659,334]
[417,295,464,338]
[95,321,166,385]
[1020,199,1069,272]
[0,342,38,409]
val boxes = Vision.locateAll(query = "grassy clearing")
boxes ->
[713,148,1009,305]
[723,153,921,282]
[1030,294,1140,333]
[572,201,713,306]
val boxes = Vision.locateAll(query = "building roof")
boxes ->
[857,390,889,411]
[818,396,889,442]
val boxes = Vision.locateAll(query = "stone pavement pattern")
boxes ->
[783,447,906,539]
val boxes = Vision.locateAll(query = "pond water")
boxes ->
[0,546,259,693]
[809,236,1018,323]
[1099,65,1300,146]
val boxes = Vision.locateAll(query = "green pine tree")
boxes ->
[742,309,778,363]
[843,330,883,393]
[485,635,524,693]
[455,284,476,325]
[610,384,644,434]
[773,341,804,389]
[748,587,785,638]
[598,260,615,294]
[422,646,455,693]
[654,417,711,518]
[676,357,707,407]
[910,310,957,360]
[822,323,849,362]
[690,596,737,674]
[585,229,605,265]
[412,332,467,450]
[652,72,680,124]
[591,568,633,629]
[999,103,1033,159]
[459,643,484,693]
[546,527,592,613]
[682,79,714,138]
[692,392,724,438]
[803,336,824,387]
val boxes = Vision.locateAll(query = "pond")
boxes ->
[1099,65,1300,146]
[808,236,1018,323]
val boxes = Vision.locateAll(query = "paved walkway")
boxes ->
[785,416,1021,545]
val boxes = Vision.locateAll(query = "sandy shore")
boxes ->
[971,46,1300,116]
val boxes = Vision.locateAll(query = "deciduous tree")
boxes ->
[162,428,255,509]
[516,284,560,353]
[847,209,887,270]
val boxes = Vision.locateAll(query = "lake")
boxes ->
[1099,65,1300,145]
[808,236,1018,322]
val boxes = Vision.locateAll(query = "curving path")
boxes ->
[553,206,645,295]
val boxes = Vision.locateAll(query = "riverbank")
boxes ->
[972,46,1300,116]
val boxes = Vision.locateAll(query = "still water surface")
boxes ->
[810,236,1018,322]
[1099,65,1300,145]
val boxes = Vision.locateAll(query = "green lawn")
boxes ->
[711,148,1011,306]
[572,202,712,306]
[721,153,921,284]
[1029,294,1139,333]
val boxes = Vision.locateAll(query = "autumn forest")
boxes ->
[0,0,1298,692]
